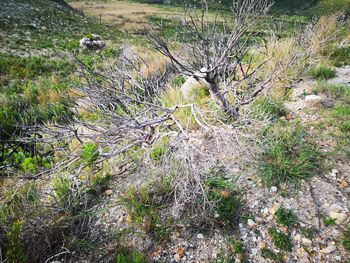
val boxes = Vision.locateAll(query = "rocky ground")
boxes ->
[90,67,350,263]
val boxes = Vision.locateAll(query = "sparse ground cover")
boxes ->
[1,0,350,262]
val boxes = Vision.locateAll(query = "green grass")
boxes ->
[150,136,170,162]
[329,46,350,67]
[275,206,298,227]
[115,249,147,263]
[261,248,285,262]
[309,65,336,80]
[260,122,320,186]
[205,175,241,225]
[268,227,293,251]
[323,217,337,226]
[315,82,350,102]
[119,178,172,239]
[342,225,350,251]
[252,96,288,120]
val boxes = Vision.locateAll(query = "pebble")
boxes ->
[105,189,113,196]
[251,248,259,256]
[329,212,347,224]
[176,248,185,258]
[258,242,266,249]
[270,186,278,193]
[335,256,341,261]
[247,219,256,227]
[197,233,204,239]
[302,238,312,246]
[294,234,302,242]
[320,245,337,254]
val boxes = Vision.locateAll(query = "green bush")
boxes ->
[260,122,320,186]
[6,221,26,263]
[309,65,336,80]
[115,249,147,263]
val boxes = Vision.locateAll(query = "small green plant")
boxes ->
[119,177,172,239]
[81,143,99,164]
[115,248,147,263]
[260,122,320,186]
[316,82,350,102]
[323,217,337,226]
[309,65,336,80]
[275,206,298,227]
[206,177,241,225]
[261,248,285,262]
[232,239,244,255]
[150,137,170,162]
[268,227,293,251]
[342,224,350,251]
[52,175,74,209]
[329,46,350,67]
[6,220,26,263]
[252,96,288,120]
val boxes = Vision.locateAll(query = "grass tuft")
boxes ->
[268,227,293,251]
[342,225,350,251]
[275,206,298,227]
[260,122,320,186]
[252,96,288,120]
[309,65,336,80]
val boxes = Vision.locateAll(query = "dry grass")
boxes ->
[69,0,176,31]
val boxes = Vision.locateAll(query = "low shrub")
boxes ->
[329,46,350,67]
[260,122,320,186]
[81,143,100,165]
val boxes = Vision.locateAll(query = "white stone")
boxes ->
[251,248,259,256]
[270,186,278,193]
[247,219,256,227]
[294,234,302,242]
[197,233,204,239]
[305,95,323,103]
[329,212,347,224]
[302,238,312,246]
[335,256,341,261]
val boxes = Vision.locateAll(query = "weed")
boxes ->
[299,226,317,239]
[342,225,350,251]
[252,96,288,120]
[309,65,336,80]
[150,136,170,162]
[5,220,25,263]
[329,46,350,67]
[275,206,298,227]
[260,122,320,186]
[119,177,172,239]
[52,175,74,209]
[261,248,285,262]
[232,239,244,255]
[206,177,241,225]
[81,143,100,165]
[316,82,350,102]
[115,248,147,263]
[268,227,293,251]
[323,217,337,226]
